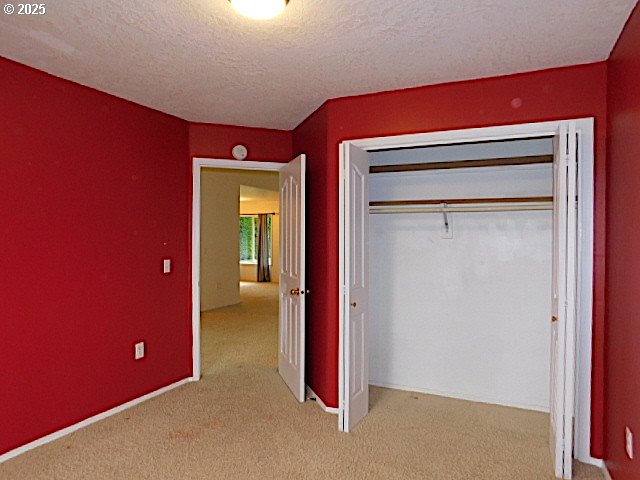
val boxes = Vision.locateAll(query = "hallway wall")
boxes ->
[200,169,278,311]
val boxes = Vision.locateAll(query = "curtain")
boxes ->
[257,214,271,282]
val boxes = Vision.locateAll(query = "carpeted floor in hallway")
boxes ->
[1,281,603,479]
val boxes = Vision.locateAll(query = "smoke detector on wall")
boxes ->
[229,0,289,20]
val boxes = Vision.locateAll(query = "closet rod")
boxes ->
[370,196,553,207]
[369,196,553,214]
[369,155,553,174]
[370,204,552,214]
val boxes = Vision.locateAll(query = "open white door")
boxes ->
[550,123,578,479]
[279,154,306,402]
[340,143,370,432]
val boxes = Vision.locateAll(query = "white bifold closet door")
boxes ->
[341,144,370,432]
[550,123,578,479]
[279,154,306,402]
[340,125,580,479]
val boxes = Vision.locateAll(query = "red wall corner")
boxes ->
[604,3,640,479]
[292,103,335,405]
[189,122,292,162]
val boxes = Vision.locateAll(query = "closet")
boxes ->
[367,138,554,412]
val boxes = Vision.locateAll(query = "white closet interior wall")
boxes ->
[368,138,554,411]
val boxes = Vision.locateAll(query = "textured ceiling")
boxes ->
[0,0,636,129]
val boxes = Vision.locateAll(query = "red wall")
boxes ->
[292,103,330,399]
[0,58,191,455]
[294,63,609,456]
[605,4,640,479]
[189,123,292,162]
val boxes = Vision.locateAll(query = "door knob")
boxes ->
[290,288,300,296]
[351,302,357,308]
[551,315,558,323]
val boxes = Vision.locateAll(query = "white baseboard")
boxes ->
[306,386,339,414]
[0,377,192,464]
[582,456,604,468]
[601,463,612,480]
[369,380,549,413]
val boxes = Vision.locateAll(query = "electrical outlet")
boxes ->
[163,258,171,274]
[626,426,634,460]
[134,342,145,360]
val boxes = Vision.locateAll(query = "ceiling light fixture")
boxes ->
[229,0,289,20]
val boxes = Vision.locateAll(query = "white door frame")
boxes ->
[338,119,597,465]
[191,158,287,381]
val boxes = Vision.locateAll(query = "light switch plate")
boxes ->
[163,258,171,274]
[134,342,145,360]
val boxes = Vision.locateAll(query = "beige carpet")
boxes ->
[2,281,603,479]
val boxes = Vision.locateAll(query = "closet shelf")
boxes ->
[369,155,553,174]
